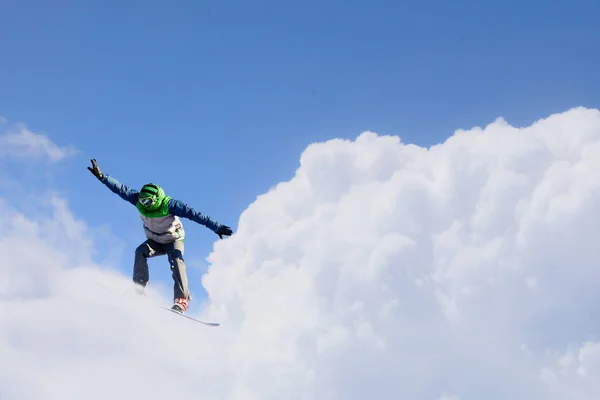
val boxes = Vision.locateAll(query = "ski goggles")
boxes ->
[139,196,156,207]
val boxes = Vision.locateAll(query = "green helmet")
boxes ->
[137,183,166,211]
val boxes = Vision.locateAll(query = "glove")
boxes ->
[216,225,232,239]
[87,159,104,180]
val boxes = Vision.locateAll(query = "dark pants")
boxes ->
[133,239,191,301]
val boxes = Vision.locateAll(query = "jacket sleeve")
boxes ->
[168,199,222,233]
[100,174,140,206]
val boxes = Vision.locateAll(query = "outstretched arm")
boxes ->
[100,174,140,206]
[88,158,139,206]
[168,199,232,238]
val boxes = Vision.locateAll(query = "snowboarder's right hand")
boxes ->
[87,159,104,180]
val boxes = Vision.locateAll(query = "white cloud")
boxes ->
[2,107,600,399]
[0,121,77,162]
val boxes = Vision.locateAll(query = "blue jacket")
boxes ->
[100,174,222,233]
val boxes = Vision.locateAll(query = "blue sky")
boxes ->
[1,0,598,303]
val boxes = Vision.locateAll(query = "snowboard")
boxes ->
[161,306,220,327]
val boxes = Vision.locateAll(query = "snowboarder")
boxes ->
[87,159,232,314]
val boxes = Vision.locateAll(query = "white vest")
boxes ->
[139,214,185,243]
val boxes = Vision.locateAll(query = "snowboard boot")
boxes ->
[134,282,148,296]
[171,298,189,314]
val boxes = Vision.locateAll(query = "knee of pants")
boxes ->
[135,243,151,258]
[170,254,185,267]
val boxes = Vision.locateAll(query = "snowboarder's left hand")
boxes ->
[216,225,232,239]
